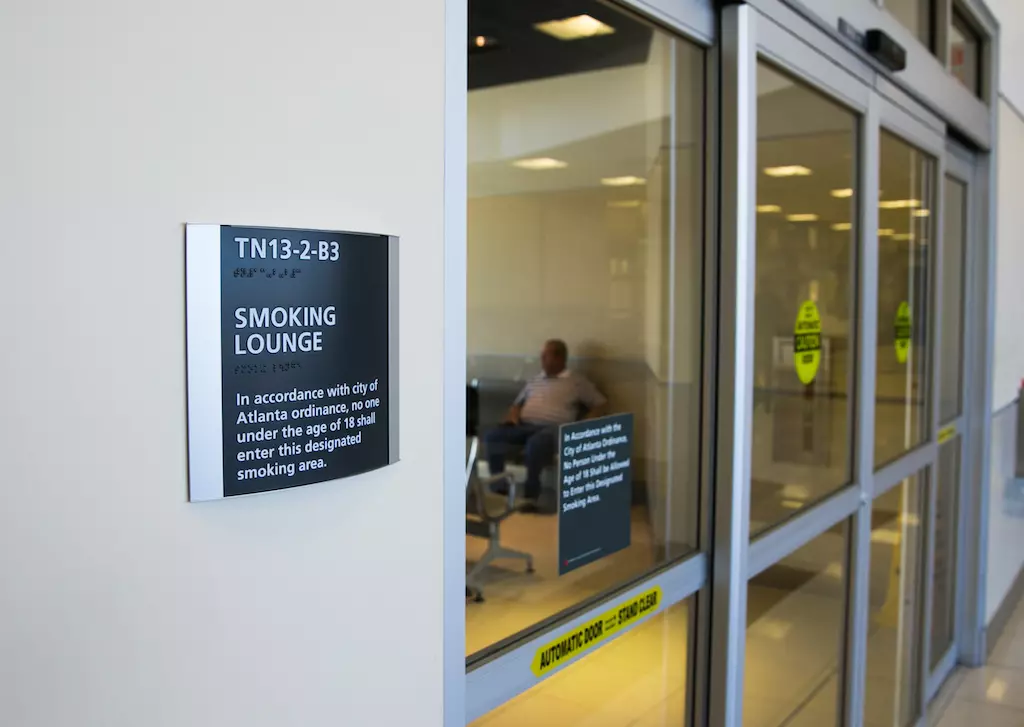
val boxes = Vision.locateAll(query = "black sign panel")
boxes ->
[558,414,633,575]
[206,225,393,498]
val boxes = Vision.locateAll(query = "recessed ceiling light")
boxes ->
[601,175,646,187]
[607,200,642,209]
[912,209,931,217]
[879,199,922,209]
[534,14,615,41]
[831,222,852,231]
[764,165,812,177]
[512,157,567,170]
[756,204,782,213]
[786,213,818,222]
[878,228,895,236]
[830,188,854,198]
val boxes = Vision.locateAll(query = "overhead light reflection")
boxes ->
[513,157,567,170]
[535,14,615,40]
[879,199,922,209]
[765,165,812,177]
[601,176,646,187]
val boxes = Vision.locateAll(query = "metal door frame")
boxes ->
[448,1,999,726]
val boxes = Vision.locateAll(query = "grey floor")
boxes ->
[929,600,1024,726]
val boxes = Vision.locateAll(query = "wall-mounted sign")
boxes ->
[185,224,398,501]
[558,413,633,575]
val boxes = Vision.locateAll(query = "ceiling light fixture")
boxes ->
[830,188,854,198]
[786,213,819,222]
[534,14,615,41]
[879,199,922,209]
[756,204,782,213]
[878,228,895,236]
[607,200,642,209]
[764,165,812,177]
[831,222,852,231]
[912,209,931,218]
[601,175,646,187]
[512,157,567,170]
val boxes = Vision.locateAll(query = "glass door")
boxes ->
[924,145,975,698]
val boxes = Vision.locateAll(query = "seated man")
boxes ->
[486,339,607,500]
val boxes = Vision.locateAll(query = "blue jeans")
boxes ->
[485,424,558,500]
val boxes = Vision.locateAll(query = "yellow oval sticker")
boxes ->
[794,300,822,385]
[531,586,662,678]
[895,301,912,364]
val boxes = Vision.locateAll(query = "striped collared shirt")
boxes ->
[515,370,606,425]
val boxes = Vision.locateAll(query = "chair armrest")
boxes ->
[474,473,517,518]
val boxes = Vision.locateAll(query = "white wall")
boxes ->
[991,100,1024,410]
[983,0,1024,627]
[0,1,448,726]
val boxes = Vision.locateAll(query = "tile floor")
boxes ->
[930,599,1024,726]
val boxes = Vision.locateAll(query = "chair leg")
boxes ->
[465,523,535,602]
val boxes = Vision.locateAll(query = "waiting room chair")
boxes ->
[465,434,534,603]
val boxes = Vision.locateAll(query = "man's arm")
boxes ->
[504,402,523,425]
[505,384,529,424]
[578,377,608,420]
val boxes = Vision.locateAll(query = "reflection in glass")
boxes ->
[744,525,848,727]
[469,601,691,727]
[940,177,967,422]
[931,440,961,668]
[874,133,935,468]
[865,475,927,727]
[466,0,705,655]
[950,12,981,96]
[886,0,934,50]
[751,63,857,536]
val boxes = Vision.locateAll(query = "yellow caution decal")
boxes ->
[938,424,957,444]
[894,301,912,364]
[531,586,662,678]
[794,300,822,385]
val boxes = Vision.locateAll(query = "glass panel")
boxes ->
[466,0,705,655]
[751,63,857,536]
[469,600,691,727]
[744,524,849,727]
[874,132,936,468]
[940,176,967,422]
[865,474,927,727]
[886,0,934,50]
[950,11,982,96]
[930,439,961,668]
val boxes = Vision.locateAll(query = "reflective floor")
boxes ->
[930,595,1024,726]
[468,491,943,727]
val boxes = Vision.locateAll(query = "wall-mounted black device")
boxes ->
[864,29,907,72]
